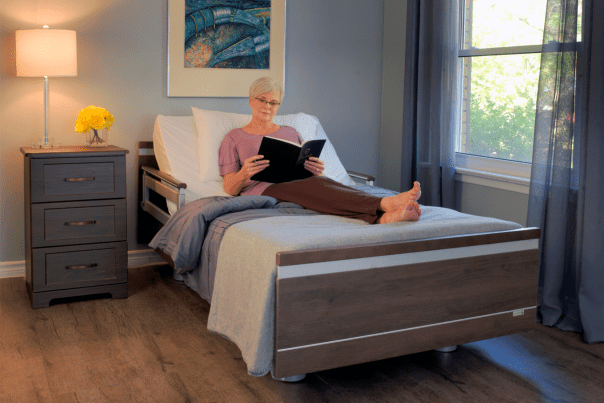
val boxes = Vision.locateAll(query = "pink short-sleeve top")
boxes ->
[218,126,302,195]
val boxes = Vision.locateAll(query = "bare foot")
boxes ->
[379,182,421,212]
[376,201,422,224]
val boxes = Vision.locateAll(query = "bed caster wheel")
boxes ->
[271,372,306,382]
[435,345,458,353]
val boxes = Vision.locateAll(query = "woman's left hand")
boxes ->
[304,157,325,176]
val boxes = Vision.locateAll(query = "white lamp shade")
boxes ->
[16,29,77,77]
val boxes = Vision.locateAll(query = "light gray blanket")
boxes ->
[149,195,319,274]
[149,195,317,301]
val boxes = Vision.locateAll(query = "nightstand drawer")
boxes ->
[31,199,127,248]
[32,242,127,292]
[30,156,126,202]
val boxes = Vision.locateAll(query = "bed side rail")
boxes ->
[137,141,187,243]
[142,165,187,190]
[141,166,186,225]
[347,170,375,186]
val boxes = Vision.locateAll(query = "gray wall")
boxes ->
[455,182,529,226]
[0,0,385,261]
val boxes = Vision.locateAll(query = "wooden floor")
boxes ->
[1,265,603,403]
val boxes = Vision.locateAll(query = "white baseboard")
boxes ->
[0,261,26,279]
[0,249,166,279]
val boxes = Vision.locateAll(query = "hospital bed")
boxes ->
[137,109,540,380]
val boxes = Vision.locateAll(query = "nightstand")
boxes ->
[21,146,129,308]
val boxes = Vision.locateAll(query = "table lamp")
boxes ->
[16,26,77,148]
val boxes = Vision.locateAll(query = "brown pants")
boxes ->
[262,176,383,224]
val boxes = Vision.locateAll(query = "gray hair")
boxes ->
[249,76,284,101]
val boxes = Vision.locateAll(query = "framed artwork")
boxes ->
[167,0,286,97]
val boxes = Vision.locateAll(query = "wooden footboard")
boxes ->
[273,228,540,378]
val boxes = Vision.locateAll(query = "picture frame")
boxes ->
[167,0,286,97]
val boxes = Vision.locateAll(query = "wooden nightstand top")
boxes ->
[21,145,129,158]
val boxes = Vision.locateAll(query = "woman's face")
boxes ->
[249,90,281,124]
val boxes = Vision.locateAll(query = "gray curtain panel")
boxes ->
[527,0,604,343]
[401,0,458,208]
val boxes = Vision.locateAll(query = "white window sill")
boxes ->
[454,153,531,194]
[454,168,531,194]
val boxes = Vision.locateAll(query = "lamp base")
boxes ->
[34,137,53,148]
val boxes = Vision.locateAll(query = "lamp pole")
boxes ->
[43,75,49,147]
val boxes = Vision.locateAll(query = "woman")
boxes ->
[219,77,422,224]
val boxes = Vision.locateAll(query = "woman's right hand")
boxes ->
[240,155,270,180]
[223,155,269,196]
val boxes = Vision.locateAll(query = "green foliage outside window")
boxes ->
[466,53,540,163]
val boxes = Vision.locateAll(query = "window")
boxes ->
[456,0,549,188]
[455,0,583,189]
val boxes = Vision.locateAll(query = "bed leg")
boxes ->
[173,272,185,283]
[271,371,306,382]
[435,345,458,353]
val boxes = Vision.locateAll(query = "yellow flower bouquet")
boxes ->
[74,105,114,147]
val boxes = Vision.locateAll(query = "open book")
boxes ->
[251,136,326,183]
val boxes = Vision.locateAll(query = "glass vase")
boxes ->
[86,128,109,147]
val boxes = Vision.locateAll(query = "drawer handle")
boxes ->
[65,220,97,226]
[66,263,98,270]
[64,177,95,182]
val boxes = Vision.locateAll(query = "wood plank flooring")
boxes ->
[1,264,603,403]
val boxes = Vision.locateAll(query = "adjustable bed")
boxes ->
[137,109,540,380]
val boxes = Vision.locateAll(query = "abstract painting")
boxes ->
[185,1,271,69]
[168,0,285,97]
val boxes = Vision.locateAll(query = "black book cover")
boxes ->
[251,136,326,183]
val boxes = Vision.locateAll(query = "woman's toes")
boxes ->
[378,201,422,223]
[400,202,420,221]
[413,182,422,201]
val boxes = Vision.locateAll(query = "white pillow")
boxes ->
[192,108,251,183]
[153,115,230,216]
[275,113,355,186]
[191,107,355,186]
[152,115,200,187]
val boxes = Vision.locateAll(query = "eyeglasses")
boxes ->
[255,98,281,108]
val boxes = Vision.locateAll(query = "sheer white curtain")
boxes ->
[527,0,604,343]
